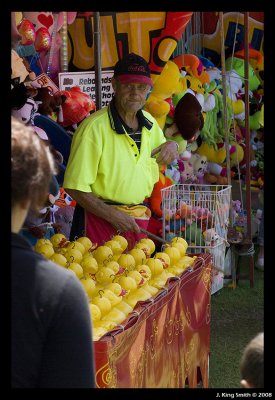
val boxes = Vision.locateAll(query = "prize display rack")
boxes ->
[161,184,231,294]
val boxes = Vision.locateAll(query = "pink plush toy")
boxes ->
[177,159,196,183]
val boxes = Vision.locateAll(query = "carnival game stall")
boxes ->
[11,11,264,388]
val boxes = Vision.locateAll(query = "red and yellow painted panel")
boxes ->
[68,12,193,81]
[94,253,212,388]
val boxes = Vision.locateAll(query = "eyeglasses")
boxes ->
[118,83,150,93]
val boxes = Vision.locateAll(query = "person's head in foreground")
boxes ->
[11,116,56,233]
[240,332,264,388]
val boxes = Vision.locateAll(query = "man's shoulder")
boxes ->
[141,109,157,124]
[141,109,159,129]
[77,106,109,129]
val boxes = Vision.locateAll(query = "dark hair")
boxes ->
[240,332,264,388]
[11,117,56,212]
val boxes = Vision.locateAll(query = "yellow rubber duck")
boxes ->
[146,258,167,290]
[136,264,159,296]
[124,270,148,308]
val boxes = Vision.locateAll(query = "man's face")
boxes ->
[112,78,150,114]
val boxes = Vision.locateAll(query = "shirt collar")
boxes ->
[108,98,153,134]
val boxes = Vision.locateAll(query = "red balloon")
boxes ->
[18,19,36,45]
[35,27,51,52]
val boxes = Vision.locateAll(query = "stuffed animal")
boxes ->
[11,49,36,84]
[59,86,96,130]
[185,222,205,246]
[225,56,260,92]
[177,159,196,183]
[225,70,245,119]
[190,153,208,183]
[234,47,264,88]
[34,87,66,121]
[54,205,75,239]
[164,92,204,158]
[11,97,48,140]
[11,48,40,110]
[144,60,187,129]
[172,53,210,84]
[148,167,173,218]
[203,228,229,247]
[165,162,181,184]
[173,93,204,142]
[196,142,226,164]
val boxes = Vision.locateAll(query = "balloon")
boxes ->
[35,27,51,52]
[17,19,36,45]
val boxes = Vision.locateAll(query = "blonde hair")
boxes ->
[11,117,56,211]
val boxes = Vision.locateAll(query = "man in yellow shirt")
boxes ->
[64,53,178,249]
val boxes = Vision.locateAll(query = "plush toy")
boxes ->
[144,60,187,129]
[11,49,36,84]
[11,97,48,140]
[165,162,181,184]
[20,175,61,245]
[225,70,245,119]
[196,142,226,164]
[34,87,66,121]
[59,86,96,130]
[173,93,204,141]
[172,54,210,84]
[234,47,264,88]
[202,81,217,112]
[190,153,208,183]
[148,167,173,218]
[203,228,229,247]
[225,56,260,92]
[229,141,244,167]
[185,222,205,246]
[177,159,196,184]
[55,187,76,208]
[11,46,42,114]
[238,103,264,131]
[54,205,75,239]
[164,92,204,159]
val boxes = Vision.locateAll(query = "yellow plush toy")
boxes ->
[196,141,226,164]
[144,60,187,129]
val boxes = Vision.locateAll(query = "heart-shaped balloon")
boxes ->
[35,27,51,52]
[18,19,36,45]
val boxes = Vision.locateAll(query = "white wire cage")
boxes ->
[161,184,231,249]
[161,184,231,294]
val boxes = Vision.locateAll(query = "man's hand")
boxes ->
[151,141,179,165]
[109,207,141,234]
[65,189,141,234]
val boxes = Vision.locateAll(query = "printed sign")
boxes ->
[33,73,60,93]
[67,12,193,78]
[58,70,114,107]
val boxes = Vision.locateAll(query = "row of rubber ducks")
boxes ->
[34,233,196,341]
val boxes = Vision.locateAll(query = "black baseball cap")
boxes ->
[113,53,153,87]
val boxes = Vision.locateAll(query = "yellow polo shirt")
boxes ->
[63,102,166,205]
